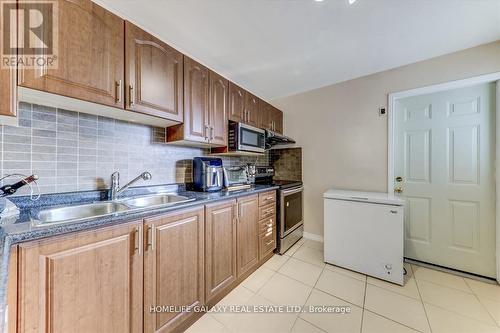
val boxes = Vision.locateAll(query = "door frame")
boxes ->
[387,71,500,282]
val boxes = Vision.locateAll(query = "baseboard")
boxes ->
[303,232,323,242]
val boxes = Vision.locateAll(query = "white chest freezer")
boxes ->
[323,189,405,285]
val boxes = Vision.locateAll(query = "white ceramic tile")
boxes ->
[412,264,471,293]
[364,284,430,333]
[258,273,313,306]
[315,269,366,307]
[417,279,496,325]
[185,314,228,333]
[291,318,326,333]
[211,285,255,325]
[242,265,276,292]
[293,246,325,268]
[367,274,420,300]
[361,310,420,333]
[324,264,366,282]
[299,289,363,333]
[278,257,324,286]
[225,294,297,333]
[302,239,324,251]
[425,303,500,333]
[263,254,290,271]
[479,297,500,327]
[466,278,500,302]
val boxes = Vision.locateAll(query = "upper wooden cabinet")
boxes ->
[144,207,205,333]
[17,220,143,333]
[125,22,183,121]
[0,11,16,118]
[259,101,283,134]
[167,58,228,147]
[208,71,229,146]
[228,82,245,123]
[205,200,237,303]
[245,93,259,127]
[18,0,125,108]
[236,195,260,277]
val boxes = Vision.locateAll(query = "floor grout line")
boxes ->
[359,276,368,333]
[413,276,434,333]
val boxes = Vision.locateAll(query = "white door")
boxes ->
[394,82,496,278]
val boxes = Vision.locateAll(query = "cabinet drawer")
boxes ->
[260,228,276,258]
[259,191,276,206]
[259,203,276,220]
[260,217,275,234]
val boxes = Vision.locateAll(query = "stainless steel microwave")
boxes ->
[228,122,266,153]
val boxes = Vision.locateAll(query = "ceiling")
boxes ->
[95,0,500,100]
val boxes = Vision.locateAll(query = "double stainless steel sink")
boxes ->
[32,194,195,226]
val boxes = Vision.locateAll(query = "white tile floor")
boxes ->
[187,239,500,333]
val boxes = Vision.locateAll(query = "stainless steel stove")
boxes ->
[255,167,303,254]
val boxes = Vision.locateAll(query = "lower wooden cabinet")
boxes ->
[258,191,277,259]
[236,195,260,277]
[205,200,237,303]
[16,220,143,333]
[10,196,276,333]
[143,207,205,333]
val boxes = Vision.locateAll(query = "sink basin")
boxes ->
[121,194,195,209]
[33,202,130,226]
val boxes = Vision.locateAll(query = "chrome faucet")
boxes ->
[109,171,152,200]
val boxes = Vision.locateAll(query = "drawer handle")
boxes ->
[265,240,274,246]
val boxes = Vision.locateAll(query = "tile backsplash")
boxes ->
[269,148,302,181]
[0,103,267,195]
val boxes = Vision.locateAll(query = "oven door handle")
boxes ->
[281,187,303,196]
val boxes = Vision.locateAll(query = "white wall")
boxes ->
[273,41,500,237]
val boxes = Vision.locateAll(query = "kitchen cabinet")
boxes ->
[18,0,125,109]
[144,207,205,333]
[208,71,229,146]
[0,11,16,118]
[245,93,260,127]
[259,101,283,134]
[236,195,260,277]
[205,200,237,302]
[258,191,277,259]
[228,82,246,123]
[16,220,143,333]
[125,22,183,121]
[228,83,262,127]
[167,58,228,147]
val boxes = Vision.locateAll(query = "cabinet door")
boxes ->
[144,207,205,333]
[18,0,124,108]
[236,195,260,277]
[272,107,284,134]
[228,82,245,123]
[0,11,16,117]
[184,57,209,143]
[208,71,228,146]
[17,221,143,333]
[125,22,183,121]
[258,100,272,130]
[205,200,237,302]
[245,93,260,127]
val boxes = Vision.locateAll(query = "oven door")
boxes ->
[238,123,265,153]
[280,186,304,237]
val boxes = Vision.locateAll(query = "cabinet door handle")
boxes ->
[204,125,210,141]
[115,80,122,103]
[210,126,214,141]
[146,224,155,251]
[134,226,142,255]
[265,239,274,246]
[128,85,134,107]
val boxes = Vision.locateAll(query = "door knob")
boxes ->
[395,176,403,182]
[394,186,403,194]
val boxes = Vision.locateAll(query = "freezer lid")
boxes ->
[323,189,405,206]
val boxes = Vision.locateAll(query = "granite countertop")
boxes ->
[0,183,278,332]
